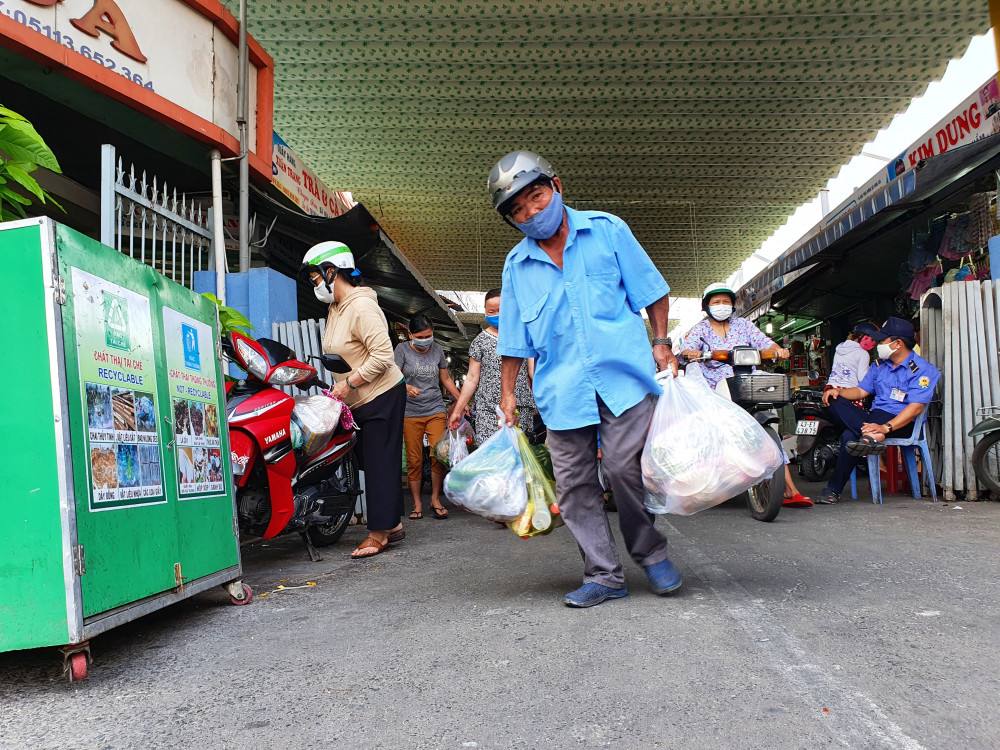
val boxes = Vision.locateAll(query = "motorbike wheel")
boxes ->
[308,453,360,547]
[799,445,830,482]
[971,432,1000,497]
[743,426,786,522]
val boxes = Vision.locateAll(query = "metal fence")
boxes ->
[100,144,213,289]
[921,280,1000,501]
[271,318,333,397]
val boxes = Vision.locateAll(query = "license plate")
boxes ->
[796,420,819,435]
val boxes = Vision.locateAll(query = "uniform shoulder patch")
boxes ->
[908,360,919,373]
[918,376,931,388]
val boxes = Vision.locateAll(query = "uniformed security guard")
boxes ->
[816,317,940,505]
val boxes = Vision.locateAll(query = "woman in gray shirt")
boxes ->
[394,314,462,519]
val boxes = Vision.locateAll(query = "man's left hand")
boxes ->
[653,345,679,377]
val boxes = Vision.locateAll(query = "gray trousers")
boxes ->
[547,395,669,588]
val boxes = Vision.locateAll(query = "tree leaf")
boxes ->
[5,164,44,202]
[0,121,61,172]
[220,308,254,331]
[0,106,28,122]
[201,292,221,306]
[0,184,31,205]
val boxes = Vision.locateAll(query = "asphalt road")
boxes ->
[2,483,999,749]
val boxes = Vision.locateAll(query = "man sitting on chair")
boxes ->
[816,317,940,505]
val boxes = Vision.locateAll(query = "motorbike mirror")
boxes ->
[315,354,351,374]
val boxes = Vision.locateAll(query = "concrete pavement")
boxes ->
[2,483,999,749]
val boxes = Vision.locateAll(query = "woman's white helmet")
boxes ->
[487,150,557,213]
[301,241,356,304]
[301,241,355,275]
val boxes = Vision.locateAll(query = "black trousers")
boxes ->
[352,383,406,531]
[827,398,913,494]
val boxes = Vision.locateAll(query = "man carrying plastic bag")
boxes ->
[489,151,682,608]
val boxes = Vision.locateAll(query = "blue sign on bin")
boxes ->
[182,323,200,371]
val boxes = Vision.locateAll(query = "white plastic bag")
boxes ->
[443,417,526,522]
[641,368,783,515]
[290,395,344,456]
[448,430,470,466]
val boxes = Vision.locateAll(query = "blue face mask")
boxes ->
[484,314,500,329]
[513,190,564,240]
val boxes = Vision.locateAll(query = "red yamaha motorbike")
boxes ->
[224,332,360,560]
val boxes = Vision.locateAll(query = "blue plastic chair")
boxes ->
[849,408,936,504]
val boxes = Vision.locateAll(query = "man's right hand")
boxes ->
[499,392,518,427]
[822,387,840,406]
[447,411,463,431]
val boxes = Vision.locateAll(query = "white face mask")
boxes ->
[708,304,733,321]
[314,283,336,304]
[877,341,895,360]
[412,337,433,350]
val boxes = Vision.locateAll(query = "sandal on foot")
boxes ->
[351,535,389,558]
[783,493,813,508]
[409,510,423,520]
[388,529,405,544]
[430,505,449,519]
[847,435,887,457]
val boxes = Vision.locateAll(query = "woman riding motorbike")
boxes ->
[681,283,809,507]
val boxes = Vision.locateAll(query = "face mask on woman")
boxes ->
[859,335,875,352]
[708,304,733,322]
[313,271,337,304]
[412,336,433,350]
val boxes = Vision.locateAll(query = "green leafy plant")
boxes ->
[202,293,255,339]
[0,105,63,221]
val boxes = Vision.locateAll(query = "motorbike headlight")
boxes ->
[732,349,762,367]
[235,338,268,380]
[268,365,314,386]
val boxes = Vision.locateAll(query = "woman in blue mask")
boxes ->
[448,288,535,445]
[394,314,463,519]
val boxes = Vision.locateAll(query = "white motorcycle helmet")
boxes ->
[301,241,357,304]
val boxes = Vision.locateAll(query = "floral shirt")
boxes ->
[682,317,776,390]
[468,330,534,445]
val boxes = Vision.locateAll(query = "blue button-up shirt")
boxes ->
[496,207,669,430]
[857,350,940,415]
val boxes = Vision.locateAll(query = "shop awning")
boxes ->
[739,133,1000,323]
[246,185,467,349]
[230,0,989,298]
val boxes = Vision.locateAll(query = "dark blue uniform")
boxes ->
[826,351,939,494]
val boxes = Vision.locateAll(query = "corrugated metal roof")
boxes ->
[232,0,989,296]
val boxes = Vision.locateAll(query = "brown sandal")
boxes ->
[351,534,389,558]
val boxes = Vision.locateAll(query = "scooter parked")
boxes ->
[224,332,361,560]
[792,387,841,482]
[969,406,1000,496]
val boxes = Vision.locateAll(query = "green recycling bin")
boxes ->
[0,218,248,681]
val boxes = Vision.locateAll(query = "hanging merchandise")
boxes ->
[907,232,936,270]
[908,261,943,300]
[939,213,974,259]
[968,192,996,251]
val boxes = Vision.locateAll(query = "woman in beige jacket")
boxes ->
[302,241,406,559]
